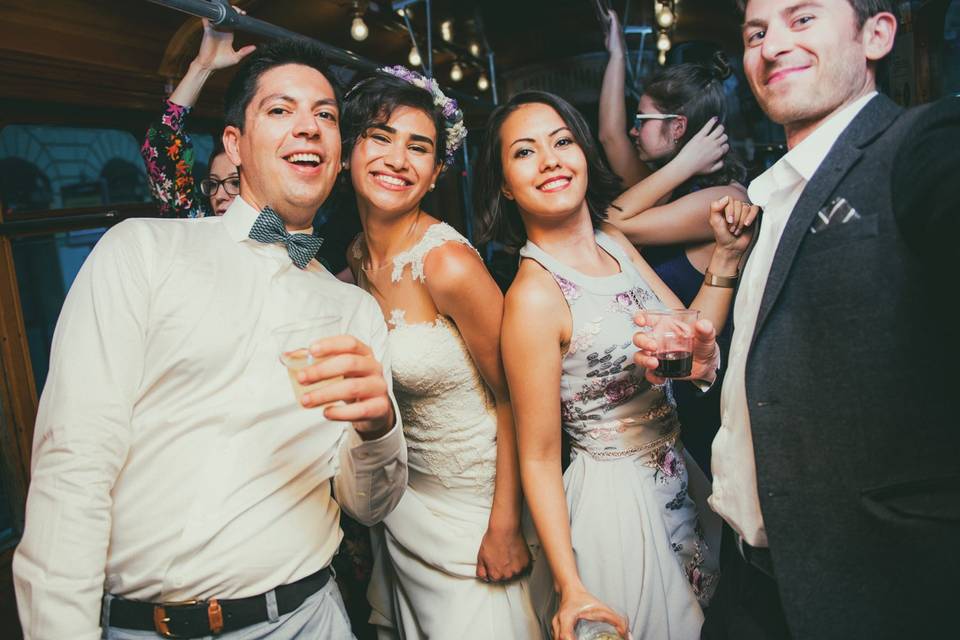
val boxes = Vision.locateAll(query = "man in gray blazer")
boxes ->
[638,1,959,637]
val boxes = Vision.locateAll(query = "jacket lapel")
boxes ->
[750,95,902,346]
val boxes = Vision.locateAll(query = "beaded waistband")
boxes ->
[572,424,680,462]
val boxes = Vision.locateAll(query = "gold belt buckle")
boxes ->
[153,598,223,638]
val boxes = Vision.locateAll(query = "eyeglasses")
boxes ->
[633,113,681,128]
[199,176,240,197]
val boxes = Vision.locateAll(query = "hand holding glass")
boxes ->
[642,309,700,378]
[272,316,343,406]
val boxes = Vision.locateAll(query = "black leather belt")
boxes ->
[107,566,331,638]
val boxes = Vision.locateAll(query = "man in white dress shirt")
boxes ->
[13,39,407,640]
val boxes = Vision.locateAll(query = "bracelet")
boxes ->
[704,270,738,288]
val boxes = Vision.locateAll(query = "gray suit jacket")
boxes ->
[744,94,960,638]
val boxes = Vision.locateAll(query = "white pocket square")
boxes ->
[810,197,861,234]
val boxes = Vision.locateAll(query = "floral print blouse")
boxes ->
[140,99,210,218]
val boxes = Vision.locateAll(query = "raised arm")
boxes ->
[502,263,628,639]
[602,196,757,337]
[598,10,648,187]
[141,17,255,218]
[424,241,530,582]
[606,118,735,245]
[12,221,150,639]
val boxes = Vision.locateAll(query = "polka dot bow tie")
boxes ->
[248,206,324,269]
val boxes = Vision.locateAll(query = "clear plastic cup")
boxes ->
[642,309,700,378]
[271,316,343,405]
[575,619,624,640]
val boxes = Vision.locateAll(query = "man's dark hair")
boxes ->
[734,0,895,28]
[473,91,622,249]
[341,73,448,169]
[223,38,339,131]
[643,52,746,190]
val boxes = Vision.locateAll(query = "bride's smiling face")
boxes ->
[349,105,443,216]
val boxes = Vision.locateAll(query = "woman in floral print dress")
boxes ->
[140,16,254,218]
[474,92,757,640]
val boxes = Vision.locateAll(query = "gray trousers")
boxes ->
[100,578,355,639]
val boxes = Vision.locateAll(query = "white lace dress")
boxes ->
[354,223,540,640]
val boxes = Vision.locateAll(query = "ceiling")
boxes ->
[0,0,744,124]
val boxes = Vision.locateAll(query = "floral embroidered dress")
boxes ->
[353,222,540,640]
[519,230,720,640]
[140,99,209,218]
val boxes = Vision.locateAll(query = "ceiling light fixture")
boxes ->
[408,46,421,67]
[350,3,369,41]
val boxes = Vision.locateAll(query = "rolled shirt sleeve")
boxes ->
[333,295,407,526]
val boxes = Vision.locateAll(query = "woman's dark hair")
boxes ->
[340,73,447,169]
[223,39,338,131]
[474,91,622,249]
[643,52,746,190]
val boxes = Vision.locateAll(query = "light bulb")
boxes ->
[441,20,453,42]
[657,31,671,52]
[477,73,489,91]
[469,42,481,57]
[450,62,463,82]
[657,7,674,28]
[658,50,667,65]
[408,46,421,67]
[350,15,369,41]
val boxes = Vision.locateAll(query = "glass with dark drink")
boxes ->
[642,309,699,378]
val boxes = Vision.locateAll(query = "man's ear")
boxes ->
[863,11,897,63]
[222,125,242,167]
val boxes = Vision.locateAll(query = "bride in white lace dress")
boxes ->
[342,69,540,639]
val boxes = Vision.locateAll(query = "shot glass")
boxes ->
[642,309,700,378]
[575,619,624,640]
[271,315,343,405]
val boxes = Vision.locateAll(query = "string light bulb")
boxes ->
[408,46,421,67]
[450,62,463,82]
[477,73,489,91]
[658,50,667,65]
[656,5,675,28]
[657,31,671,51]
[441,20,453,42]
[469,41,481,57]
[350,15,369,41]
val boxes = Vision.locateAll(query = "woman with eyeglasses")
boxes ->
[599,10,749,471]
[141,15,253,217]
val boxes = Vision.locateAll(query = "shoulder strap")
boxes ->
[392,222,478,283]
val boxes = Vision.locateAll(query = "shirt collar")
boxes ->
[221,195,263,243]
[747,91,878,208]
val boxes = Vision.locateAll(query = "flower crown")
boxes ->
[378,65,467,168]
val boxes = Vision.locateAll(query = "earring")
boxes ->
[430,183,436,191]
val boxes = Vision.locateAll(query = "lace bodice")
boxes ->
[519,231,680,460]
[354,223,497,492]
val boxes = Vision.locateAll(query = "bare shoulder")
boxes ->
[422,239,490,296]
[504,260,567,326]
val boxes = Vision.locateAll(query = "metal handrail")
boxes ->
[145,0,492,110]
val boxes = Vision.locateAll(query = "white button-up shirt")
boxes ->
[709,93,876,547]
[13,196,407,639]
